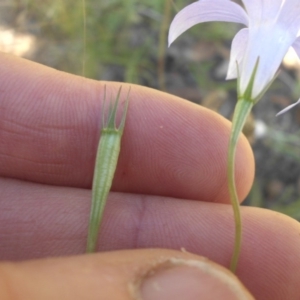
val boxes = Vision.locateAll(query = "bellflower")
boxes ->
[169,0,300,109]
[169,0,300,273]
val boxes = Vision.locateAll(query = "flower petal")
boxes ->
[240,23,297,98]
[276,98,300,116]
[292,36,300,58]
[242,0,283,25]
[277,0,300,33]
[168,0,248,46]
[226,28,249,80]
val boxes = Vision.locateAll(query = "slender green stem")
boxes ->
[228,97,253,273]
[158,0,171,91]
[82,0,87,76]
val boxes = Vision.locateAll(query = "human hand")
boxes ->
[0,53,299,299]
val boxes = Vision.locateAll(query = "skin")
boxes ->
[0,52,299,299]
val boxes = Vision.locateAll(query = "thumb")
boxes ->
[0,249,253,300]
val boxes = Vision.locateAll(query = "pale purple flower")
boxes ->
[169,0,300,113]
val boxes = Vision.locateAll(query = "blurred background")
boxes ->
[1,0,300,219]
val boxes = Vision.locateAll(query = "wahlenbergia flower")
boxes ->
[168,0,300,273]
[169,0,300,105]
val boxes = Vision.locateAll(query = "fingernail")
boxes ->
[139,258,253,300]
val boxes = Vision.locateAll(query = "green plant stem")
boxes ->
[158,0,171,91]
[228,97,253,273]
[82,0,86,76]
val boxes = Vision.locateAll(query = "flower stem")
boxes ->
[81,0,86,77]
[158,0,172,91]
[228,97,253,273]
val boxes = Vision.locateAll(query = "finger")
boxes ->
[0,53,254,203]
[0,178,299,300]
[0,249,253,300]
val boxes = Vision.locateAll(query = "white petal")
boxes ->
[242,0,283,25]
[241,0,261,23]
[276,98,300,116]
[277,0,300,33]
[292,36,300,58]
[245,0,300,98]
[240,24,297,98]
[226,28,249,80]
[168,0,248,46]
